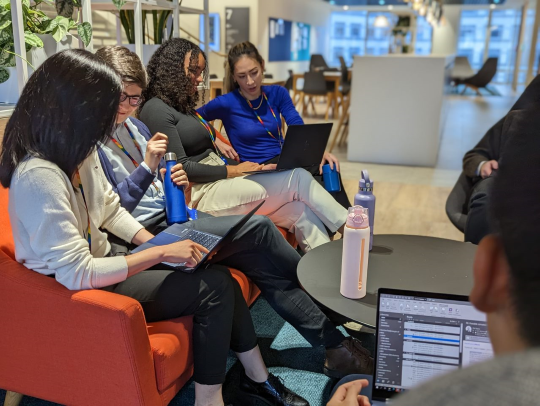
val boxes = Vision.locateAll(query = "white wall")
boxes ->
[257,0,332,79]
[431,6,461,55]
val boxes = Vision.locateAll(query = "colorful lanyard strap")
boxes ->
[244,92,283,149]
[193,111,227,165]
[74,170,91,251]
[111,123,161,194]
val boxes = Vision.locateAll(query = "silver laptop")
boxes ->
[371,288,494,404]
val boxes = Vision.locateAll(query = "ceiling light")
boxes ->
[489,4,496,8]
[379,0,385,4]
[343,5,349,10]
[388,5,394,9]
[373,15,390,27]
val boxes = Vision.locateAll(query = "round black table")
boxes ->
[297,235,477,329]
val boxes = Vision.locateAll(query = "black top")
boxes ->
[462,73,540,178]
[139,97,228,183]
[297,235,477,328]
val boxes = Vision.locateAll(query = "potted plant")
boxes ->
[390,15,411,54]
[113,0,170,66]
[0,0,92,102]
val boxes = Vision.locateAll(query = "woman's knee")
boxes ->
[199,266,235,300]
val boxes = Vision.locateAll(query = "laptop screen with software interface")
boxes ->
[372,289,493,401]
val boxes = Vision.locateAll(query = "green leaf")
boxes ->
[0,67,9,83]
[22,0,30,7]
[0,11,11,31]
[112,0,127,11]
[48,15,70,42]
[77,21,92,47]
[24,31,43,48]
[0,0,9,10]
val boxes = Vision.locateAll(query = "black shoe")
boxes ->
[324,336,374,379]
[239,373,309,406]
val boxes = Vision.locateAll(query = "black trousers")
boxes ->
[141,212,346,348]
[464,176,495,245]
[107,264,257,385]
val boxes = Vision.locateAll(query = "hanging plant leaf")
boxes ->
[55,0,74,18]
[112,0,127,11]
[22,0,30,7]
[24,31,44,48]
[0,67,9,84]
[48,16,70,42]
[77,21,92,47]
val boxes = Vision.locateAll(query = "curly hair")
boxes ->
[142,38,208,114]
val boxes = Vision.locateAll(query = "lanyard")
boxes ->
[74,170,91,251]
[193,111,227,165]
[111,123,162,195]
[244,92,283,149]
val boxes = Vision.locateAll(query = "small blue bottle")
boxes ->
[354,170,376,250]
[164,152,188,225]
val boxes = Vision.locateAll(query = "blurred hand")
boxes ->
[320,151,341,175]
[162,240,209,268]
[160,163,189,188]
[227,161,263,177]
[327,380,371,406]
[216,137,240,162]
[145,132,168,173]
[262,164,277,171]
[480,160,498,179]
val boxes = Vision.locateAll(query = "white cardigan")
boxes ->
[8,151,144,290]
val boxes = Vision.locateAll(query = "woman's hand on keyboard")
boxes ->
[162,240,209,268]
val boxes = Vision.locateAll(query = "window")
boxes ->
[334,22,346,39]
[415,15,432,55]
[199,13,220,52]
[333,46,345,64]
[351,23,362,39]
[457,10,489,71]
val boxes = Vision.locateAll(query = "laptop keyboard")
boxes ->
[182,229,221,251]
[162,229,221,269]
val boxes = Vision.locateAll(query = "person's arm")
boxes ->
[97,146,156,213]
[276,86,304,126]
[141,101,228,183]
[13,168,133,290]
[197,95,228,122]
[463,117,504,178]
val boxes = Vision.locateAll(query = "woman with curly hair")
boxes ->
[139,38,349,253]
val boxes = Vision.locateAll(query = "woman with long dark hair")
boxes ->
[198,41,351,210]
[0,49,308,406]
[139,38,350,253]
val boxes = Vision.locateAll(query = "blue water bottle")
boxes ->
[164,152,188,225]
[354,170,376,250]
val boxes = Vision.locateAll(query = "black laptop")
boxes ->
[370,288,493,404]
[132,201,264,273]
[243,123,333,175]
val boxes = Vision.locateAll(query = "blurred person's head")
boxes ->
[95,46,147,124]
[0,49,122,187]
[470,111,540,354]
[142,38,207,114]
[225,41,265,98]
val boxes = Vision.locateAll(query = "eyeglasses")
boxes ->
[120,92,143,106]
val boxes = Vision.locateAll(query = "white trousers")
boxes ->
[194,168,348,251]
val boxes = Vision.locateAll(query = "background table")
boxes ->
[297,235,477,329]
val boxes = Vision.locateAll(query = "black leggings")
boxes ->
[105,265,257,385]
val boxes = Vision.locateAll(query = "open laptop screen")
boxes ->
[373,289,493,401]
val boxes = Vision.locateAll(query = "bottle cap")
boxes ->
[346,206,369,229]
[165,152,177,162]
[359,169,374,192]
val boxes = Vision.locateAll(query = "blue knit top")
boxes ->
[197,85,304,163]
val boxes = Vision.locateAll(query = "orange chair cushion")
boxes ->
[0,187,15,259]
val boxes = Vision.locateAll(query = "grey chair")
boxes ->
[445,172,474,233]
[451,56,474,83]
[456,57,498,96]
[338,56,351,96]
[297,71,335,120]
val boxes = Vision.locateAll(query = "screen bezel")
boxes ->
[372,288,472,401]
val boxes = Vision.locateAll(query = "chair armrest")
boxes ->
[0,255,161,406]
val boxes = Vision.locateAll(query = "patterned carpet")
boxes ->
[0,298,375,406]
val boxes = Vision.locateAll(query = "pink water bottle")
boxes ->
[340,206,370,299]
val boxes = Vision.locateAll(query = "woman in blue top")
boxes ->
[197,41,351,209]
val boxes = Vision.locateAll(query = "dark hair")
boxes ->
[225,41,264,93]
[142,38,208,114]
[0,49,122,187]
[490,109,540,346]
[95,45,147,90]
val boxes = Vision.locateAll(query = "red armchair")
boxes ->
[0,186,262,406]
